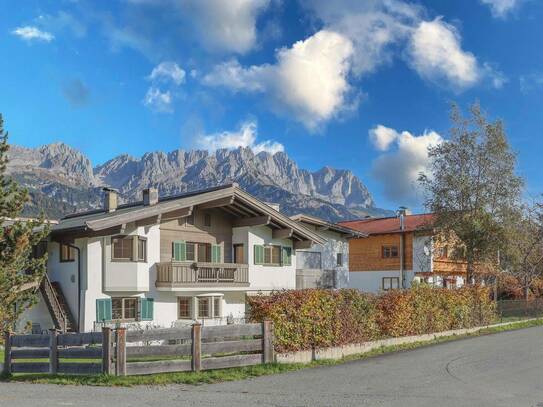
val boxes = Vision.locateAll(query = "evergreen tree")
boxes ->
[0,114,49,333]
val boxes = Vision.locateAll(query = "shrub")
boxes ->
[247,285,496,352]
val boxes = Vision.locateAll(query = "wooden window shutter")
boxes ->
[254,245,264,265]
[140,298,154,321]
[282,246,292,266]
[212,244,221,263]
[96,298,112,322]
[173,241,186,261]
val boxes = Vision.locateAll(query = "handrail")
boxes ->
[41,274,67,332]
[157,261,249,285]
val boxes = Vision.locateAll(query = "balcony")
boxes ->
[156,261,250,289]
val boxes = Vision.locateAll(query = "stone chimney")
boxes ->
[143,187,159,206]
[103,187,118,212]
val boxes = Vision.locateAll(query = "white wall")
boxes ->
[295,225,350,288]
[235,225,296,291]
[413,235,432,274]
[349,269,415,293]
[16,292,55,332]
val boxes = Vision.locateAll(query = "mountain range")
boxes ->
[7,143,392,221]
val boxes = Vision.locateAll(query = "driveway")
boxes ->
[2,326,543,407]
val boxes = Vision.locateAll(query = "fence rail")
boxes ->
[2,321,273,377]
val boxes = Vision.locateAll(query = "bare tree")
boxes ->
[502,202,543,300]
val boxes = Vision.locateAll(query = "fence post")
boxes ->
[102,327,112,375]
[49,329,58,375]
[115,327,126,376]
[2,331,12,376]
[263,320,274,364]
[191,323,201,372]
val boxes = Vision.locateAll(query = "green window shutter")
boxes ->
[96,298,112,322]
[173,241,186,261]
[212,245,221,263]
[254,245,264,265]
[140,298,154,321]
[282,246,292,266]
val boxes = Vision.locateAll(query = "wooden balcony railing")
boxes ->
[156,261,249,287]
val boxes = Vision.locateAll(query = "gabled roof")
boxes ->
[290,214,367,238]
[338,213,434,235]
[51,184,326,245]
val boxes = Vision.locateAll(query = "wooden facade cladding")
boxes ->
[349,233,413,272]
[159,208,233,263]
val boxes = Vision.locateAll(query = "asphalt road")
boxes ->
[1,326,543,407]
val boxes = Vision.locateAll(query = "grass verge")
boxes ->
[2,318,542,387]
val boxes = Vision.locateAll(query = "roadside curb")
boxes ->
[276,318,541,364]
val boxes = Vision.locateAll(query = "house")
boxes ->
[290,214,366,289]
[338,210,468,293]
[18,184,325,333]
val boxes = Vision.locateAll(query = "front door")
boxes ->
[234,244,244,263]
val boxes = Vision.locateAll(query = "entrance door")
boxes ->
[234,244,244,263]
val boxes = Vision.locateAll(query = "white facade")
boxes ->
[20,219,301,333]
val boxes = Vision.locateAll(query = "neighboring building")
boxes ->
[339,210,468,293]
[290,214,366,289]
[18,184,325,333]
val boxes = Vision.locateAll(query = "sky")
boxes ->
[1,0,542,212]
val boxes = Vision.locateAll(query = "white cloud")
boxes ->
[12,26,54,42]
[178,0,271,54]
[370,125,442,204]
[149,61,186,85]
[406,19,480,90]
[480,0,520,18]
[143,87,173,113]
[197,121,284,155]
[204,30,354,130]
[369,125,400,151]
[520,72,543,93]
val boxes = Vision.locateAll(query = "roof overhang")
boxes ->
[290,214,368,239]
[51,184,326,245]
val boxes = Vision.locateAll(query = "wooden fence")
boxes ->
[2,321,273,376]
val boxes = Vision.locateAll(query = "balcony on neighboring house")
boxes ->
[155,261,250,290]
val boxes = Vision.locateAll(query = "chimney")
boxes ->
[397,206,411,231]
[103,188,118,212]
[143,187,159,206]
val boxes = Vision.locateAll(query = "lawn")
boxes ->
[2,318,543,387]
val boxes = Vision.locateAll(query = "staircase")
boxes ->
[40,274,77,332]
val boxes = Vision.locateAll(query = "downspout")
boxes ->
[66,243,81,332]
[399,214,405,289]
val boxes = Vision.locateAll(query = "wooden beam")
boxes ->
[232,202,259,216]
[135,214,161,227]
[197,196,234,210]
[294,240,314,250]
[161,206,192,222]
[233,216,271,228]
[272,228,293,239]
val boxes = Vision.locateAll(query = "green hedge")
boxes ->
[247,285,496,353]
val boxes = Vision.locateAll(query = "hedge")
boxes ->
[247,285,496,353]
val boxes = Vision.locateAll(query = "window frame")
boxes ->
[59,244,76,263]
[263,245,282,266]
[336,252,343,267]
[382,277,400,291]
[382,245,399,259]
[112,235,147,262]
[111,297,138,321]
[137,237,147,262]
[197,297,210,319]
[177,297,192,319]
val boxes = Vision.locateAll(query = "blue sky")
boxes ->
[1,0,542,212]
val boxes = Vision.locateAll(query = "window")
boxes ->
[382,277,400,291]
[112,236,133,260]
[254,245,287,266]
[137,238,147,261]
[60,244,75,262]
[213,297,221,318]
[336,253,343,267]
[112,297,138,320]
[178,297,192,319]
[186,242,196,261]
[112,236,146,261]
[198,297,210,318]
[382,245,399,258]
[204,213,212,227]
